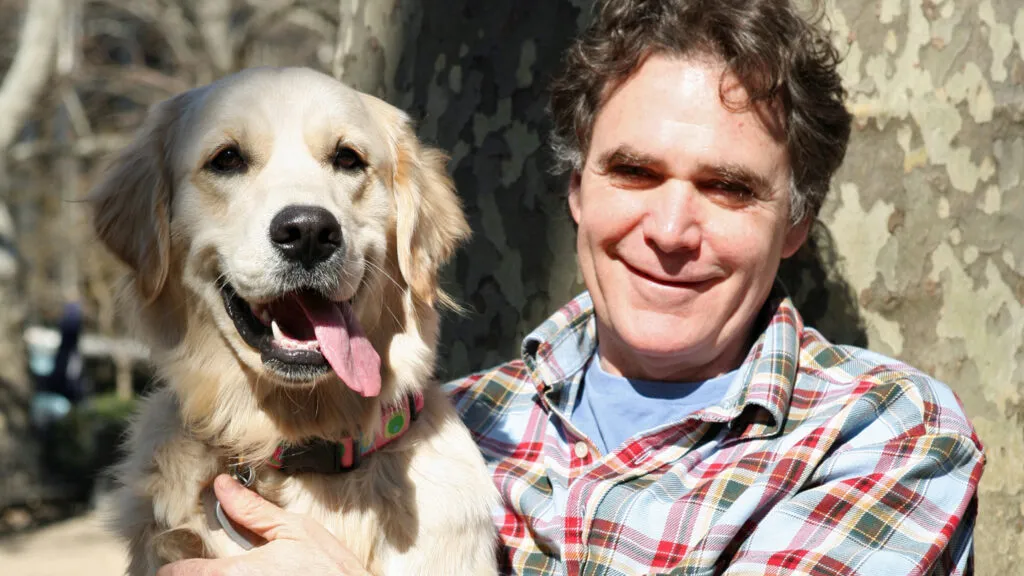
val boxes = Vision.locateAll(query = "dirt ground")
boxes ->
[0,510,126,576]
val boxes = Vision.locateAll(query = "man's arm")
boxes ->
[723,431,983,576]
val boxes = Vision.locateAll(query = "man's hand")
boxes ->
[156,474,371,576]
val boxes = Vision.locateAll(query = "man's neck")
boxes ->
[595,326,752,383]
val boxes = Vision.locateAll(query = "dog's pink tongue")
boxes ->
[296,295,381,397]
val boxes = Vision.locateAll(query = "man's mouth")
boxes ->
[622,260,718,289]
[219,284,381,396]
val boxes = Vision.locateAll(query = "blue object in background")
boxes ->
[31,391,72,429]
[43,302,86,403]
[29,302,89,429]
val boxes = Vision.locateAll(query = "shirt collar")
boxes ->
[520,291,596,395]
[520,286,801,438]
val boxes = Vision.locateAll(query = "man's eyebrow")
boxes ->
[698,162,775,193]
[596,146,662,170]
[595,148,778,193]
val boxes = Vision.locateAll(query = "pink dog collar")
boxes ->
[265,391,425,474]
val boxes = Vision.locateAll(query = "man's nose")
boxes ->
[642,181,702,253]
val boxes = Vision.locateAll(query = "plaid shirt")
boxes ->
[445,291,984,575]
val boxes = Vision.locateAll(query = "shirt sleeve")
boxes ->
[441,376,474,405]
[722,431,984,576]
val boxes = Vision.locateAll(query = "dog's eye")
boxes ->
[207,146,247,174]
[333,146,365,171]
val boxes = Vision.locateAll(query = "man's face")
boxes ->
[569,54,809,382]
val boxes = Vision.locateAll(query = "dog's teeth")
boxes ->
[271,320,284,341]
[260,310,272,325]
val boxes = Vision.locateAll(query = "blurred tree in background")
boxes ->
[0,0,350,526]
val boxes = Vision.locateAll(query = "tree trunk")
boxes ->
[0,0,62,151]
[0,0,62,508]
[333,0,589,378]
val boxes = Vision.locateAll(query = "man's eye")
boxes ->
[707,180,754,197]
[611,164,654,179]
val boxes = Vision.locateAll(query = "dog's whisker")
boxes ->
[384,301,404,329]
[363,260,404,293]
[361,261,407,327]
[283,388,303,412]
[307,384,320,420]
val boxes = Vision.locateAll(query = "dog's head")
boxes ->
[90,68,468,403]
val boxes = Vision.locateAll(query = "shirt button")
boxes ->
[574,441,590,459]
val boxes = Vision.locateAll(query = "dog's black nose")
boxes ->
[269,205,343,269]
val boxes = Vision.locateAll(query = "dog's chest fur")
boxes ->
[113,385,498,576]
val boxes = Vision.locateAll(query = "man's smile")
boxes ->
[618,258,721,291]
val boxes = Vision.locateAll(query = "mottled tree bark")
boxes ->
[818,0,1024,567]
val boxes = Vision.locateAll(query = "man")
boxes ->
[162,0,984,574]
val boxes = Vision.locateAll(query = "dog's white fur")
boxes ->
[90,67,498,575]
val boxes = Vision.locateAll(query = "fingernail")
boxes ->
[214,473,240,494]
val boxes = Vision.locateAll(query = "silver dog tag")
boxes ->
[205,464,259,551]
[215,498,256,551]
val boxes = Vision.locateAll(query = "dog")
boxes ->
[89,67,498,575]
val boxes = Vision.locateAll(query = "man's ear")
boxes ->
[568,170,583,225]
[782,215,812,258]
[89,95,184,304]
[361,94,470,307]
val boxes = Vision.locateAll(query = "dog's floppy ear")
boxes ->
[362,95,470,306]
[89,95,184,304]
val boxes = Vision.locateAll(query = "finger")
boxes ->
[212,474,295,541]
[155,557,224,576]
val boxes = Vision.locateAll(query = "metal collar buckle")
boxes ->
[228,461,255,487]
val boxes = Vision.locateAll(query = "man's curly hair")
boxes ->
[549,0,852,223]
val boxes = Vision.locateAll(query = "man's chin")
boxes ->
[596,308,734,381]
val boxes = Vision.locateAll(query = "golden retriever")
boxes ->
[89,67,498,575]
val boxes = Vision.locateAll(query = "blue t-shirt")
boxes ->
[571,354,735,455]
